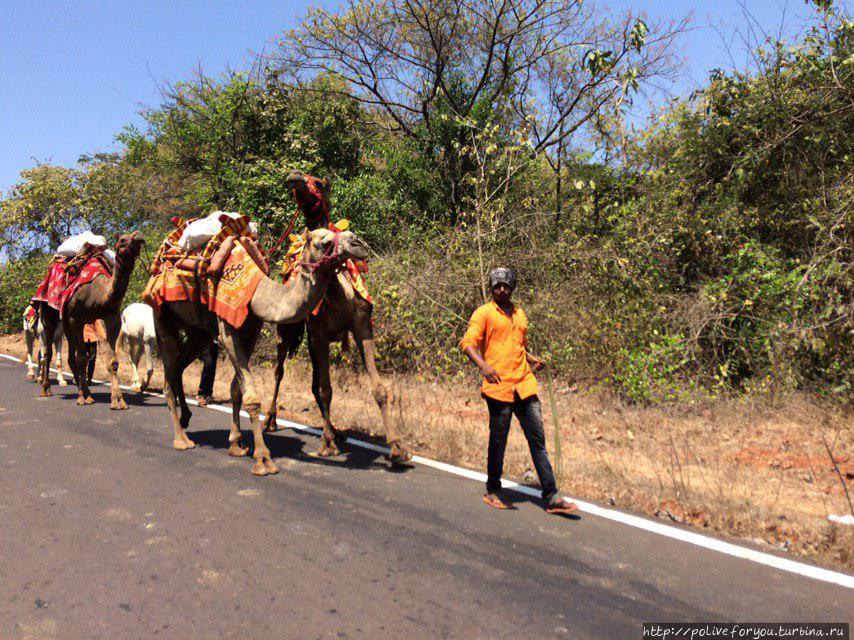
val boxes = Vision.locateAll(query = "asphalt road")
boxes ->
[0,358,851,640]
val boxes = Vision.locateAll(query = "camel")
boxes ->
[23,305,67,385]
[38,232,146,409]
[154,226,370,476]
[118,302,158,392]
[262,170,409,462]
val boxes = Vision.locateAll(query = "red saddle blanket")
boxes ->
[143,216,265,329]
[32,253,113,318]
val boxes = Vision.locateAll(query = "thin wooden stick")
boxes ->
[545,368,563,483]
[820,420,854,517]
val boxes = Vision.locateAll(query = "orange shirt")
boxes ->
[459,300,539,402]
[83,320,106,343]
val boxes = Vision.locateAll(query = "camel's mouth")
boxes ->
[340,233,370,262]
[115,232,146,258]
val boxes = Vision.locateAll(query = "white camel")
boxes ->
[23,304,67,385]
[118,303,158,392]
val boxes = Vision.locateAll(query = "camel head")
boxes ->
[302,228,369,276]
[113,231,146,264]
[286,170,331,230]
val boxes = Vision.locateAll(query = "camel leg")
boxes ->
[227,376,249,457]
[353,320,410,462]
[141,339,154,392]
[25,330,36,379]
[101,314,127,410]
[53,331,67,386]
[38,306,59,398]
[176,328,211,429]
[155,316,195,450]
[65,319,94,405]
[262,324,290,433]
[130,343,142,391]
[308,330,340,457]
[219,319,277,475]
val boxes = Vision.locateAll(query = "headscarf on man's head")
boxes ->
[488,267,517,291]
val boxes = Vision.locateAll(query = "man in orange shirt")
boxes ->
[461,268,577,514]
[82,320,107,385]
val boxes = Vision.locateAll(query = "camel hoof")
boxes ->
[26,372,35,380]
[131,384,141,392]
[173,438,196,451]
[40,389,52,398]
[111,399,128,411]
[389,443,411,463]
[57,378,68,387]
[262,416,278,433]
[251,456,279,476]
[228,443,249,457]
[251,461,270,476]
[85,396,96,405]
[317,442,341,457]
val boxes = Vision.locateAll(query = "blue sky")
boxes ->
[0,0,826,195]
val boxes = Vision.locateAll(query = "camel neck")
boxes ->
[249,267,334,324]
[99,252,136,311]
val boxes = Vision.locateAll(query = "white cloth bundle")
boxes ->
[56,231,107,257]
[177,211,258,251]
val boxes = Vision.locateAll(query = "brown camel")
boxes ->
[261,171,409,462]
[38,232,146,409]
[154,227,370,476]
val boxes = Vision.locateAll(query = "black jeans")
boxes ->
[197,342,219,398]
[85,342,97,384]
[485,394,558,503]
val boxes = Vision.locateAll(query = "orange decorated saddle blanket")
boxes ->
[280,219,372,314]
[143,214,267,329]
[32,250,113,318]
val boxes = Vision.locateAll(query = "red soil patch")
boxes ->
[733,446,849,475]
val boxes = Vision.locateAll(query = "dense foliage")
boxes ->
[0,0,850,402]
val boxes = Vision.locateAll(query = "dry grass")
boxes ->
[3,331,851,570]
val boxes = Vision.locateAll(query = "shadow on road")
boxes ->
[188,426,413,474]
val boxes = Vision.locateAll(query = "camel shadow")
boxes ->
[46,383,413,475]
[187,426,413,475]
[51,387,164,408]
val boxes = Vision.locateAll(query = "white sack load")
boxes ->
[56,231,107,257]
[103,249,116,264]
[177,211,259,251]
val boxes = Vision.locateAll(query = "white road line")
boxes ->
[3,351,852,589]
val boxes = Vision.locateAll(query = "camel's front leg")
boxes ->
[102,314,127,410]
[227,376,248,457]
[220,320,277,475]
[358,337,410,462]
[65,320,94,405]
[262,323,291,433]
[156,319,195,450]
[308,331,340,457]
[174,328,211,429]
